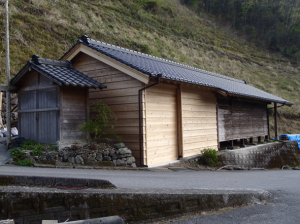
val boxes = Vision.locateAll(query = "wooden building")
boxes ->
[11,55,106,145]
[57,35,293,166]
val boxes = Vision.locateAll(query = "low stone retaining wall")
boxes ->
[0,175,116,189]
[14,142,137,168]
[218,141,300,169]
[0,187,271,224]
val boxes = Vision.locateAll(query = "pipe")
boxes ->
[138,74,162,167]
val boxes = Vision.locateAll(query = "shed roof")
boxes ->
[11,55,106,89]
[61,35,293,105]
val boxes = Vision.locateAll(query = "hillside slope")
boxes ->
[0,0,299,135]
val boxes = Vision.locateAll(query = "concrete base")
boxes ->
[0,187,271,223]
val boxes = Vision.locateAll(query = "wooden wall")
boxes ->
[60,86,87,142]
[218,99,268,141]
[71,53,143,163]
[181,86,218,157]
[145,83,178,166]
[17,72,60,144]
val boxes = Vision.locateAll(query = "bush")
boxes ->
[79,102,119,141]
[200,148,219,167]
[50,145,58,151]
[37,144,45,150]
[11,148,22,159]
[31,149,43,156]
[22,140,38,150]
[17,159,34,167]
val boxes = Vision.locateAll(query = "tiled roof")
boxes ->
[11,55,106,89]
[62,35,292,105]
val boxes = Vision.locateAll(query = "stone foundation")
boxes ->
[12,142,137,168]
[218,141,300,169]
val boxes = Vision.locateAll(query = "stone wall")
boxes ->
[218,141,300,169]
[13,142,137,168]
[0,187,270,224]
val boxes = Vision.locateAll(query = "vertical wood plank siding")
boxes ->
[72,53,143,163]
[218,100,268,141]
[61,86,87,141]
[145,84,178,166]
[181,86,218,157]
[18,73,60,144]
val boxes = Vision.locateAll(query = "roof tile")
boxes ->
[11,55,106,89]
[72,36,292,105]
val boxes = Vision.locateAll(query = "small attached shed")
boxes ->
[11,55,106,145]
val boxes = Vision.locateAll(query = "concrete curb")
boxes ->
[58,216,125,224]
[0,186,271,223]
[0,175,116,189]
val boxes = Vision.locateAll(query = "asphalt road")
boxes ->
[0,166,299,223]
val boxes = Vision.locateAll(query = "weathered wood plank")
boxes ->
[183,117,217,124]
[183,135,218,144]
[183,140,218,151]
[90,88,139,99]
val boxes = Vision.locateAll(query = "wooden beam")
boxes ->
[62,44,150,84]
[216,104,220,149]
[5,0,11,146]
[0,86,17,91]
[18,108,60,113]
[177,83,183,158]
[240,139,244,146]
[258,136,261,143]
[267,104,270,139]
[274,103,278,140]
[0,92,2,126]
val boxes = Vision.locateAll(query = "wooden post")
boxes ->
[274,103,278,140]
[266,104,270,139]
[216,104,220,149]
[240,139,244,146]
[0,92,2,126]
[5,0,11,147]
[177,84,183,158]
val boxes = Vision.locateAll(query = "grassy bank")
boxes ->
[0,0,298,135]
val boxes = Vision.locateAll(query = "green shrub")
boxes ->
[142,0,161,12]
[22,140,38,150]
[79,102,119,141]
[31,149,43,156]
[140,44,151,54]
[17,159,34,167]
[11,148,22,159]
[36,144,45,151]
[200,148,219,167]
[50,145,58,151]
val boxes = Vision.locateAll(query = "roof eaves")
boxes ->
[59,41,81,61]
[30,63,63,86]
[82,35,244,84]
[10,62,31,86]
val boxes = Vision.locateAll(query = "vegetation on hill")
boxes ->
[0,0,299,135]
[182,0,300,58]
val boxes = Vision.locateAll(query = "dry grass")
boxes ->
[0,0,299,134]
